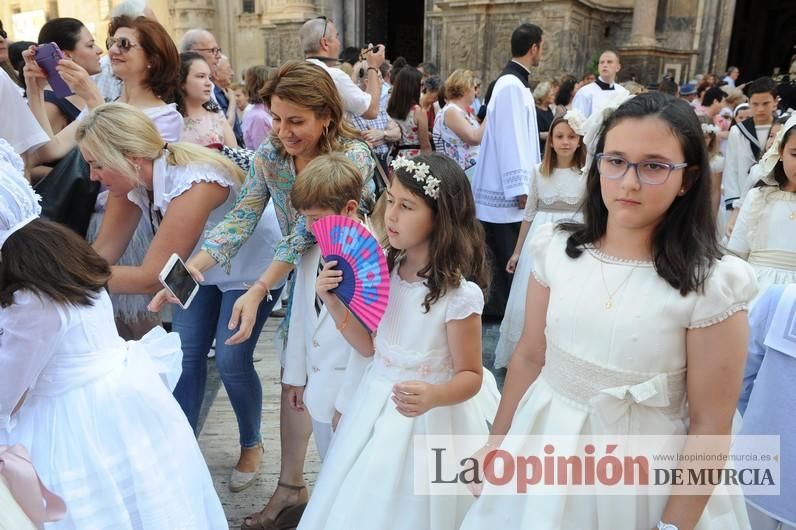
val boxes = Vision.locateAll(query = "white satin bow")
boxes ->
[589,373,674,433]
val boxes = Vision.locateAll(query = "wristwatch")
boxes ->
[657,522,679,530]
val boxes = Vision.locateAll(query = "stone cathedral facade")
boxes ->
[166,0,747,85]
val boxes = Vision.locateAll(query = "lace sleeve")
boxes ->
[445,281,485,322]
[688,255,758,329]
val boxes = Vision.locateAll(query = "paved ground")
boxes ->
[197,317,505,529]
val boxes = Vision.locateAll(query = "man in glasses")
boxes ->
[299,16,385,120]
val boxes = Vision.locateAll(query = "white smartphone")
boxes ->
[158,253,200,309]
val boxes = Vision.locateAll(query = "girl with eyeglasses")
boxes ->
[461,92,757,530]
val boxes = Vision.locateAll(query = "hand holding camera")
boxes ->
[363,43,385,69]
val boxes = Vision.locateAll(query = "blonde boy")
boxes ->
[283,153,373,459]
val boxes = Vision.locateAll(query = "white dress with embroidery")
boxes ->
[296,268,500,530]
[495,165,584,369]
[727,186,796,299]
[461,223,757,530]
[0,290,227,529]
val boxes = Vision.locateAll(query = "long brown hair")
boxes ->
[386,154,490,312]
[0,219,110,307]
[539,117,587,177]
[261,60,360,157]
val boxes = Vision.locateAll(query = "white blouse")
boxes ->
[126,155,283,291]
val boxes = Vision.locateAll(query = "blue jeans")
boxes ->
[172,284,282,447]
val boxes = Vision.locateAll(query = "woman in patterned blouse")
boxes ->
[153,60,375,530]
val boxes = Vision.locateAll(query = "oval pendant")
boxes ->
[605,300,613,309]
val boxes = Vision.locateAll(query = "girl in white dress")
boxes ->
[297,154,499,530]
[727,113,796,296]
[461,93,757,530]
[0,144,227,530]
[495,111,587,369]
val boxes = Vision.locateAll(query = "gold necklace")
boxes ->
[599,259,638,310]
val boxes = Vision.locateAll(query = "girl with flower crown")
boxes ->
[494,110,587,369]
[296,154,499,530]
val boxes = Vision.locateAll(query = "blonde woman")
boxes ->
[75,102,284,492]
[433,69,486,173]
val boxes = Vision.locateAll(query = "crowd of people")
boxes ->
[0,4,795,530]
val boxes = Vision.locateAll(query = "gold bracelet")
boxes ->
[336,309,350,331]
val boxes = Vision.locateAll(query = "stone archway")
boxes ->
[362,0,425,64]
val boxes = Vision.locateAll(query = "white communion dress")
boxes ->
[495,165,584,369]
[460,223,757,530]
[727,186,796,297]
[0,289,227,530]
[296,267,500,530]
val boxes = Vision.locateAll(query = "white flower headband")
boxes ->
[561,109,586,136]
[701,123,720,135]
[390,156,441,199]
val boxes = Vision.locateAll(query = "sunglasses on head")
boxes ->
[315,15,328,39]
[106,36,139,52]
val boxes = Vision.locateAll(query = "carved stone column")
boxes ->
[169,0,216,44]
[628,0,659,47]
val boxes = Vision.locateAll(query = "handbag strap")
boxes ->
[0,445,66,525]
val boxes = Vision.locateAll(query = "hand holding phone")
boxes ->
[34,43,73,98]
[158,254,200,309]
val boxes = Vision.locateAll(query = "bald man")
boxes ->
[571,50,629,118]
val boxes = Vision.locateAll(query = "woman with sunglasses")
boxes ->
[23,15,182,340]
[23,15,182,164]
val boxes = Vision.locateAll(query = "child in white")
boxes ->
[495,110,587,369]
[728,113,796,297]
[296,154,499,530]
[461,93,756,529]
[282,154,373,459]
[0,141,227,530]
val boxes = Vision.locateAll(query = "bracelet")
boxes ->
[367,67,379,74]
[336,309,350,331]
[252,279,273,302]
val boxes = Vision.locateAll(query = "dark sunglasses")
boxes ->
[106,36,139,52]
[0,28,7,39]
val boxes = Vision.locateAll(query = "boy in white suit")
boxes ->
[282,153,374,459]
